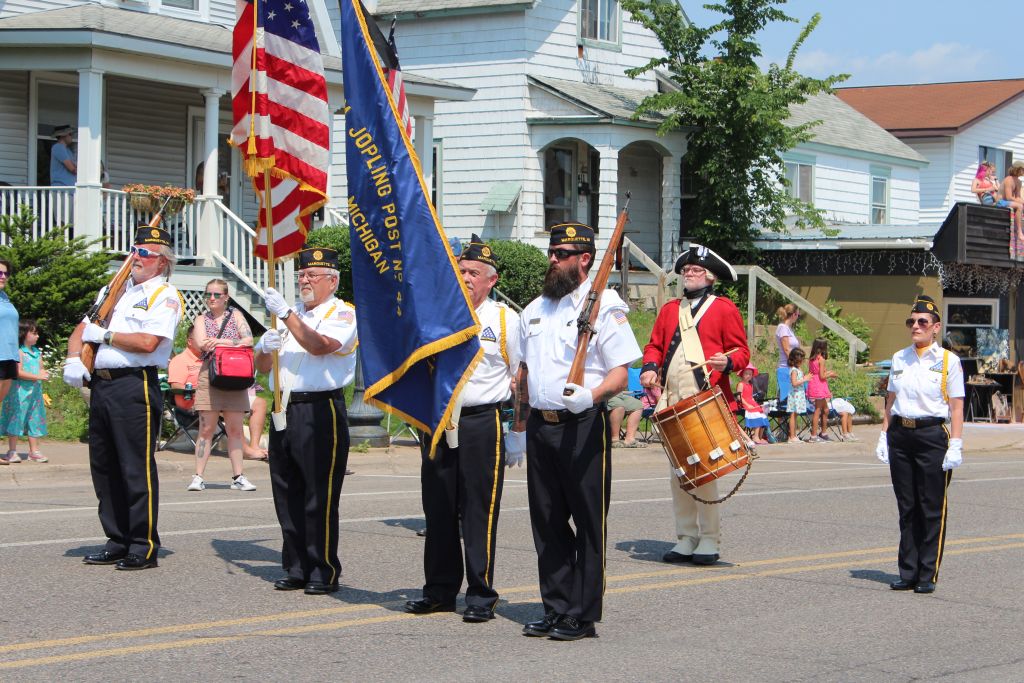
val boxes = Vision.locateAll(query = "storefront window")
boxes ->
[944,299,997,357]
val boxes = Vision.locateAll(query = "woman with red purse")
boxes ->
[186,278,257,492]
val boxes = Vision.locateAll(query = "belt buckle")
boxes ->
[900,416,915,429]
[541,410,560,423]
[95,369,112,380]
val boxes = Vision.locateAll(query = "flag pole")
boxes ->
[263,168,282,415]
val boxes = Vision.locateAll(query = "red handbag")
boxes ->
[206,307,255,390]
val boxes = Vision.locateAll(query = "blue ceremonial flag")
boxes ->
[341,0,481,453]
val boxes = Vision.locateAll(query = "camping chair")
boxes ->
[625,367,658,444]
[158,383,226,452]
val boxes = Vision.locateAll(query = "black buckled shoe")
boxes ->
[304,582,340,595]
[662,550,692,564]
[462,605,495,623]
[274,577,307,591]
[913,581,936,594]
[404,597,456,614]
[548,615,596,641]
[691,553,720,566]
[83,550,126,565]
[889,579,916,591]
[114,553,158,570]
[522,611,561,637]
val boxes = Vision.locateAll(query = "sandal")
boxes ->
[621,440,644,449]
[28,451,48,463]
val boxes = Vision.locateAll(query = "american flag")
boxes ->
[230,0,330,260]
[363,10,412,140]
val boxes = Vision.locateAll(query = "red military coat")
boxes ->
[642,296,750,411]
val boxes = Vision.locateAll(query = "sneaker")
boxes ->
[806,436,823,443]
[231,474,256,491]
[28,452,48,463]
[186,474,205,491]
[786,438,803,444]
[844,433,860,442]
[5,451,22,463]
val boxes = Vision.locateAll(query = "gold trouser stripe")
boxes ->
[324,399,340,584]
[482,410,501,586]
[933,422,953,582]
[601,411,608,595]
[143,372,156,560]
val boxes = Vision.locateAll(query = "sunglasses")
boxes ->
[547,248,584,261]
[205,292,226,299]
[905,317,934,328]
[0,271,8,279]
[130,246,160,259]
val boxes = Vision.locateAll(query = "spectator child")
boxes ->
[806,338,838,442]
[736,364,769,445]
[831,397,858,441]
[1,320,49,463]
[786,348,809,444]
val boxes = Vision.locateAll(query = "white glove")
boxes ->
[256,329,282,353]
[875,431,889,464]
[263,287,292,319]
[505,430,526,467]
[82,323,108,344]
[63,357,91,388]
[942,438,963,471]
[562,383,594,414]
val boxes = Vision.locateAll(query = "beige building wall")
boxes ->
[779,275,943,362]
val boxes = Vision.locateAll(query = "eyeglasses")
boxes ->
[131,246,160,259]
[205,292,226,300]
[905,317,934,328]
[297,271,333,282]
[682,266,707,275]
[547,248,584,261]
[0,271,8,279]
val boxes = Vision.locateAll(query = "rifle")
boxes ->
[511,363,528,433]
[564,193,630,393]
[79,196,173,372]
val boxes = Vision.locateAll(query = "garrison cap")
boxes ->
[911,295,940,320]
[673,243,737,282]
[549,222,595,249]
[298,246,340,270]
[459,234,498,270]
[134,226,172,248]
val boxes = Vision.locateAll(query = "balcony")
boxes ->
[932,202,1024,267]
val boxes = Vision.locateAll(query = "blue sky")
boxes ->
[682,1,1018,87]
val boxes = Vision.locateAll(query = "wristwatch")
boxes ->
[103,330,114,345]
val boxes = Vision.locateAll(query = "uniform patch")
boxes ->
[928,362,943,372]
[165,297,180,311]
[480,326,497,342]
[612,310,628,325]
[132,298,149,311]
[336,310,354,323]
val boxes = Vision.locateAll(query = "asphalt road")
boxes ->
[1,423,1023,681]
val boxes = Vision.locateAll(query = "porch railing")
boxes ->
[0,186,75,242]
[210,199,288,299]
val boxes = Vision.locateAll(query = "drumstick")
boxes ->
[643,348,741,390]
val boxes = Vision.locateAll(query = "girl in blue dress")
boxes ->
[1,320,49,463]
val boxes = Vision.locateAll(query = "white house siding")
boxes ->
[0,71,29,185]
[207,0,234,26]
[0,0,67,17]
[945,98,1024,214]
[907,138,952,225]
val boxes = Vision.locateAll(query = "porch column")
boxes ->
[595,145,619,251]
[198,88,225,264]
[74,68,104,244]
[661,154,681,271]
[413,114,433,205]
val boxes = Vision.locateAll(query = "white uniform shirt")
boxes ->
[273,296,358,392]
[518,278,642,410]
[460,298,521,408]
[93,276,182,370]
[887,342,965,420]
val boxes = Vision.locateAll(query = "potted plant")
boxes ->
[122,184,197,216]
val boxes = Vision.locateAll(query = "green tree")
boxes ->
[304,224,354,302]
[0,206,112,345]
[621,0,847,260]
[486,239,548,309]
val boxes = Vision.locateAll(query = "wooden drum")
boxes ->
[652,386,752,491]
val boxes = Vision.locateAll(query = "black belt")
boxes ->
[531,403,606,424]
[461,402,502,416]
[894,415,946,430]
[92,366,157,381]
[289,388,344,404]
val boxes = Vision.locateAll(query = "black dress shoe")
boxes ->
[889,579,916,591]
[83,550,126,565]
[691,553,720,566]
[913,581,936,594]
[548,615,596,641]
[416,528,427,537]
[304,582,340,595]
[522,611,561,637]
[404,597,455,614]
[274,577,307,591]
[462,605,495,623]
[662,550,692,564]
[114,554,158,570]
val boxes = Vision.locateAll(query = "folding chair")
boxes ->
[625,367,658,444]
[158,384,225,452]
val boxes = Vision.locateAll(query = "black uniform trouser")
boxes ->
[269,395,349,585]
[419,406,505,607]
[88,368,162,560]
[526,407,611,622]
[888,420,953,584]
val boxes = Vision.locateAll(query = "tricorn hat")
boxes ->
[134,226,172,248]
[911,295,940,320]
[549,222,595,249]
[53,125,76,138]
[298,246,339,270]
[459,234,498,270]
[673,243,737,282]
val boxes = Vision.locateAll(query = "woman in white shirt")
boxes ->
[774,303,801,402]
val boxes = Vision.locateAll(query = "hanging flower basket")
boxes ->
[123,184,196,217]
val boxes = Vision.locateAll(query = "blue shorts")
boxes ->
[980,193,1011,208]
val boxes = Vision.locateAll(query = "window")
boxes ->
[979,146,1013,180]
[544,146,575,228]
[944,298,998,358]
[580,0,619,45]
[869,165,890,225]
[784,162,813,203]
[162,0,197,8]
